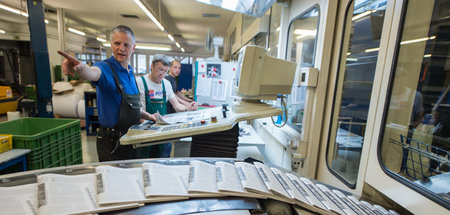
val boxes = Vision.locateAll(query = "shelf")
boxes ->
[85,91,98,136]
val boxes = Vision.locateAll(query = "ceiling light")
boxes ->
[134,0,164,31]
[136,45,171,51]
[352,10,374,21]
[68,27,85,36]
[0,3,22,15]
[294,29,316,35]
[296,35,309,40]
[168,34,174,41]
[365,47,379,53]
[96,37,106,42]
[181,48,185,52]
[0,3,29,18]
[136,43,171,51]
[424,54,432,58]
[400,36,436,45]
[44,19,49,24]
[0,29,5,34]
[102,42,171,51]
[175,42,180,48]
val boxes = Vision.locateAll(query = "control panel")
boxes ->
[121,101,283,146]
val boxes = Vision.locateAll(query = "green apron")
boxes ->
[143,76,167,115]
[136,76,167,158]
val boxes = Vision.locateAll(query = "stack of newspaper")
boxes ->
[0,160,398,215]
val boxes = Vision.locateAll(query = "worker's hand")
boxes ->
[57,50,86,76]
[187,101,197,111]
[148,113,157,122]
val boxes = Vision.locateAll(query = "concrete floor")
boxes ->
[81,128,262,163]
[81,125,193,163]
[0,114,264,164]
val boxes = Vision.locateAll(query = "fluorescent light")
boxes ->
[347,58,358,62]
[365,47,379,53]
[136,45,171,51]
[347,52,351,56]
[181,48,185,52]
[103,41,171,51]
[44,19,49,24]
[296,35,309,40]
[352,10,374,21]
[424,54,432,58]
[134,0,164,31]
[400,36,436,45]
[175,42,180,48]
[136,43,171,51]
[0,29,5,34]
[295,29,316,40]
[0,3,22,15]
[294,29,316,36]
[96,37,106,42]
[168,34,174,41]
[0,3,29,17]
[68,27,85,36]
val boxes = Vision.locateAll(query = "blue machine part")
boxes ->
[26,0,54,118]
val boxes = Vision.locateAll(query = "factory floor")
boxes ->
[80,125,192,163]
[0,114,263,165]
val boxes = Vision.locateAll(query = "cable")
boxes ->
[271,95,288,128]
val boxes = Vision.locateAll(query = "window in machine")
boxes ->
[379,0,449,207]
[327,0,388,187]
[285,7,320,133]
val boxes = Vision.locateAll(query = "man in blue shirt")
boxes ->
[58,25,156,162]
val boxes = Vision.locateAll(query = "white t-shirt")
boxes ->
[136,75,175,112]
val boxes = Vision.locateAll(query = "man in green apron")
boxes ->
[136,55,197,157]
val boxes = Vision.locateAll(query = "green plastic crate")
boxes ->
[0,118,82,170]
[25,85,36,101]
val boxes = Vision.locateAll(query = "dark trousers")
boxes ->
[96,126,136,162]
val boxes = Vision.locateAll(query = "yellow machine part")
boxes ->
[0,86,19,115]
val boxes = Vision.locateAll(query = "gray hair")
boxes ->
[152,54,170,66]
[109,25,135,44]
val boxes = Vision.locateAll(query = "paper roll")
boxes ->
[53,93,82,118]
[7,111,20,121]
[77,99,86,119]
[72,83,94,98]
[263,200,292,215]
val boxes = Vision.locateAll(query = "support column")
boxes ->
[27,0,54,118]
[57,7,67,81]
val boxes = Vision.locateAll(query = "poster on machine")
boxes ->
[211,79,228,101]
[195,61,237,106]
[196,74,212,97]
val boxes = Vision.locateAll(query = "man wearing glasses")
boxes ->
[136,54,197,157]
